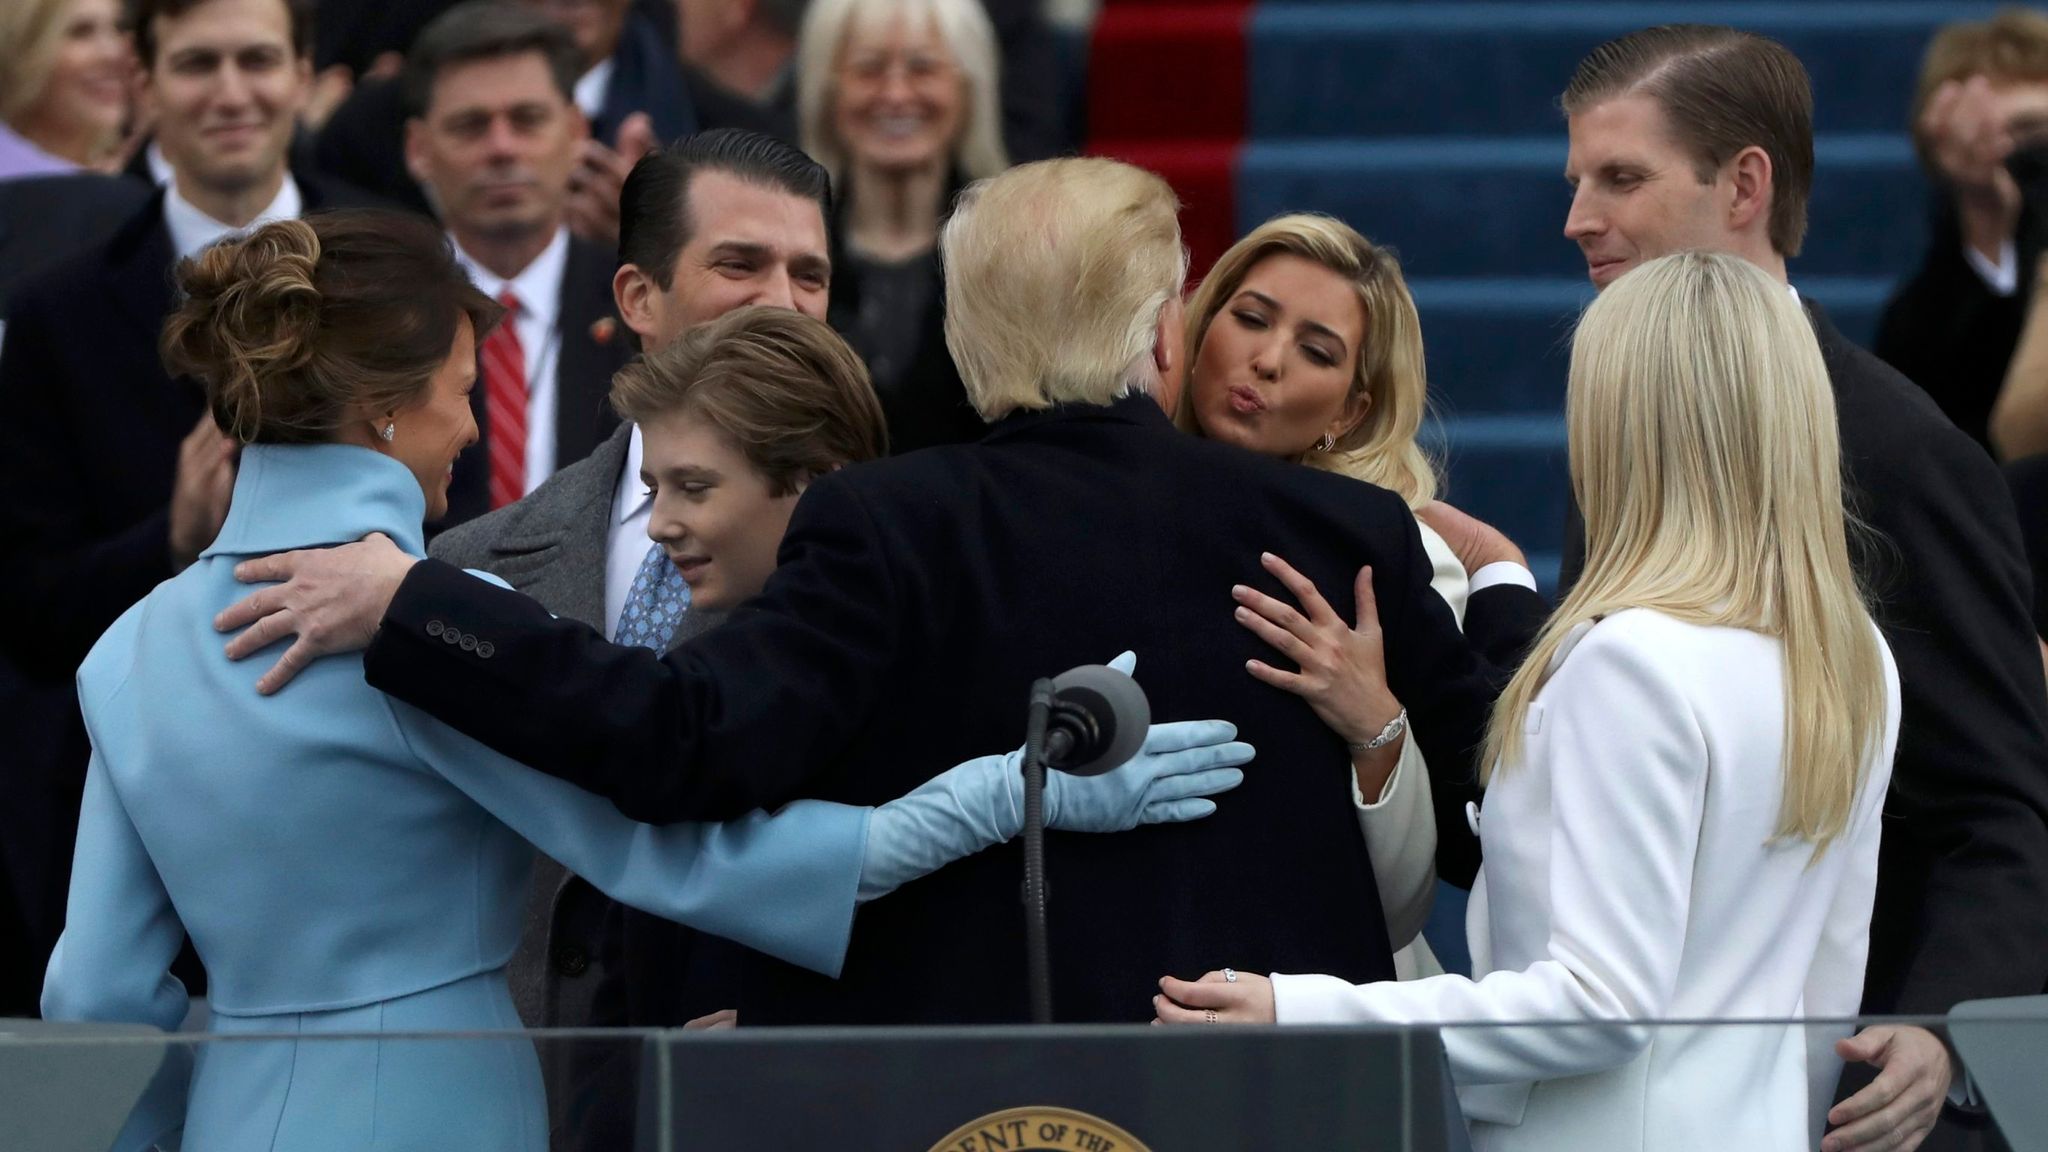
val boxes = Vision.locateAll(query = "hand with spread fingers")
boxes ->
[1233,552,1406,798]
[1234,552,1401,746]
[1152,970,1274,1025]
[214,533,418,694]
[1823,1025,1951,1152]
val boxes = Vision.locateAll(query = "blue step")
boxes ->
[1250,2,2001,138]
[1419,272,1891,561]
[1412,276,1891,415]
[1236,135,1929,279]
[1423,414,1570,556]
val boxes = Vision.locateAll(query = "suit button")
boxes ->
[554,946,590,977]
[442,629,461,645]
[1465,801,1482,837]
[425,620,444,638]
[476,641,495,659]
[459,633,477,652]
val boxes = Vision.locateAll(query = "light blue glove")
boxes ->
[857,656,1252,902]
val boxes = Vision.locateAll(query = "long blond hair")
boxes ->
[1485,251,1883,853]
[1177,213,1438,508]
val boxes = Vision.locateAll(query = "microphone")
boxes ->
[1040,664,1151,777]
[1017,662,1152,1022]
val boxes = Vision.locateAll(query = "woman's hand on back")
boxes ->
[1233,552,1401,749]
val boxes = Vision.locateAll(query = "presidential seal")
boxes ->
[925,1106,1152,1152]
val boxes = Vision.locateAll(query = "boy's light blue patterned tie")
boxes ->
[614,541,690,651]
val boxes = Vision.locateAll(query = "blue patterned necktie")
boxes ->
[615,541,690,651]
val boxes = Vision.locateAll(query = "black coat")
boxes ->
[2005,453,2048,638]
[514,234,632,475]
[1875,208,2028,452]
[1560,301,2048,1016]
[0,172,152,316]
[365,394,1545,1024]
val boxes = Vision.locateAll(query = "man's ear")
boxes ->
[402,117,430,187]
[1152,294,1188,411]
[1725,144,1775,238]
[614,263,663,346]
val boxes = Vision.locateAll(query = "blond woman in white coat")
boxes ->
[1158,251,1903,1152]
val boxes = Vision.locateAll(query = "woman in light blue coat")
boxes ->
[41,212,1251,1152]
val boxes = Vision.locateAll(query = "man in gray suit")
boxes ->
[427,128,834,1063]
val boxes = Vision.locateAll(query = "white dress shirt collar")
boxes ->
[574,58,615,123]
[616,424,650,525]
[164,173,303,262]
[451,226,571,323]
[603,423,658,639]
[145,141,173,186]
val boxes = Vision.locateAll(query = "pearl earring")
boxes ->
[380,422,396,442]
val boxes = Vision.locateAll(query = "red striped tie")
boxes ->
[483,290,527,509]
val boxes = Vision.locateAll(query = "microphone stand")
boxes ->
[1020,678,1056,1024]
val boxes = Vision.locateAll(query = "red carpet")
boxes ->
[1085,2,1250,276]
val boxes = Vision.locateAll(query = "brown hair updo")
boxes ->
[611,307,887,496]
[162,210,502,445]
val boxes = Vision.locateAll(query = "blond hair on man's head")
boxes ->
[941,157,1188,421]
[1179,213,1438,508]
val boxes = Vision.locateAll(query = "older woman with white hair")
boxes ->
[795,0,1008,451]
[0,0,129,179]
[1159,251,1904,1152]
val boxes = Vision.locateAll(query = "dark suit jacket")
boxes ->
[311,77,432,217]
[590,11,697,147]
[0,172,152,316]
[1875,206,2027,452]
[1560,301,2048,1016]
[365,394,1544,1024]
[0,174,426,1010]
[503,233,631,474]
[2006,454,2048,639]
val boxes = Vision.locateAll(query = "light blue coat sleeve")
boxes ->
[41,750,193,1152]
[384,698,869,979]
